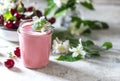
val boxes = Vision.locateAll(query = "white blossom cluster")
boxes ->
[0,0,17,14]
[52,38,86,58]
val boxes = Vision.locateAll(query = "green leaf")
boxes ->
[32,17,48,31]
[82,29,91,35]
[80,1,95,10]
[71,16,82,28]
[82,20,109,30]
[102,42,112,50]
[17,1,25,13]
[56,53,82,62]
[55,5,67,17]
[66,0,76,8]
[54,9,67,18]
[32,22,42,31]
[3,9,16,21]
[88,50,100,56]
[82,40,94,47]
[44,0,56,16]
[101,22,109,29]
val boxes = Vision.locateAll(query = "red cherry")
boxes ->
[20,14,25,19]
[14,47,20,57]
[13,20,20,29]
[27,6,34,12]
[4,59,15,68]
[10,8,16,15]
[49,17,56,24]
[4,21,13,29]
[0,15,4,25]
[14,12,21,20]
[36,10,42,17]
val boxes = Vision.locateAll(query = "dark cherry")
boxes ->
[20,14,25,19]
[14,12,21,20]
[49,17,56,24]
[13,20,20,29]
[0,15,4,25]
[4,21,13,29]
[36,10,42,17]
[27,6,34,12]
[10,8,16,15]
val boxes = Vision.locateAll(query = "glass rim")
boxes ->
[17,19,53,36]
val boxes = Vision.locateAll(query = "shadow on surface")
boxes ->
[31,60,99,81]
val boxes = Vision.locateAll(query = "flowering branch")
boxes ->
[45,0,109,36]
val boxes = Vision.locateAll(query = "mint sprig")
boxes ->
[32,16,54,32]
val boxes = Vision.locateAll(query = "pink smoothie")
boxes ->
[18,20,52,68]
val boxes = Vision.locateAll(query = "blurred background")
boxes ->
[22,0,120,50]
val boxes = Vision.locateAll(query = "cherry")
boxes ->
[4,59,15,68]
[4,21,13,29]
[13,20,20,29]
[14,47,20,57]
[49,17,56,24]
[27,6,34,12]
[10,8,16,15]
[20,14,25,19]
[14,12,21,20]
[0,15,4,25]
[36,10,42,17]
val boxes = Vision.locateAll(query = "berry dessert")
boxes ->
[18,16,54,68]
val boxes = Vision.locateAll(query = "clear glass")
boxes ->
[18,20,53,68]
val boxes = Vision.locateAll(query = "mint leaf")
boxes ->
[102,42,112,50]
[3,9,16,21]
[32,22,42,31]
[32,17,48,31]
[56,53,82,62]
[80,1,95,10]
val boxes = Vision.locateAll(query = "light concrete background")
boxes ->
[0,0,120,81]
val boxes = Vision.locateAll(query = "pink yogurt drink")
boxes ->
[18,20,53,68]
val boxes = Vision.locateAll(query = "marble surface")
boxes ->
[0,0,120,81]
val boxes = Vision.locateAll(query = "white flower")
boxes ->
[53,0,68,7]
[32,16,40,23]
[69,38,86,58]
[24,12,34,17]
[52,38,70,54]
[69,22,89,36]
[32,16,46,23]
[0,0,16,14]
[76,0,92,3]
